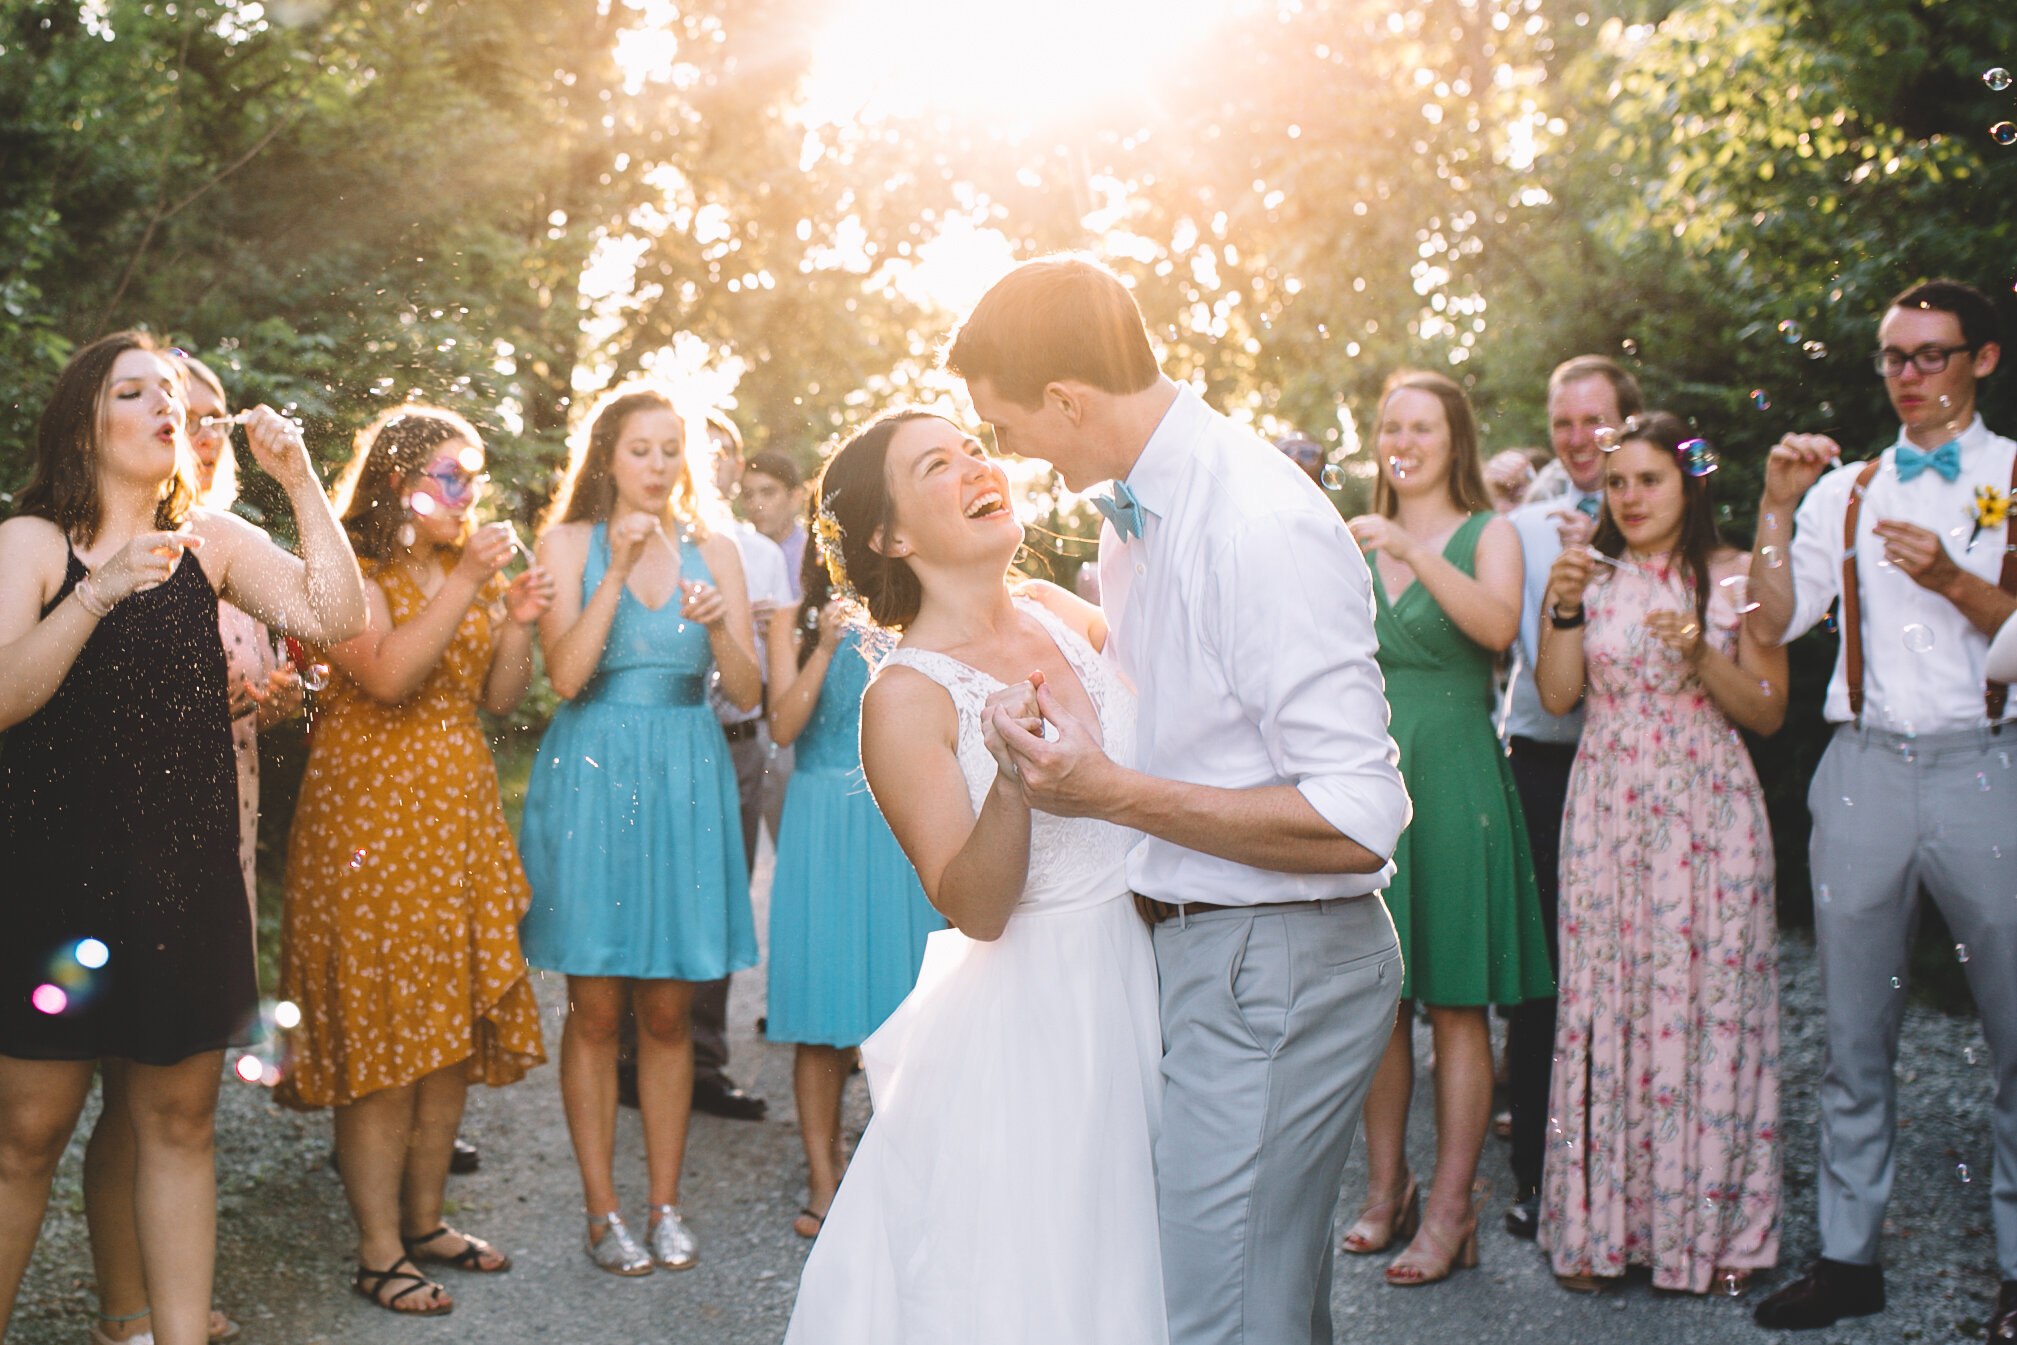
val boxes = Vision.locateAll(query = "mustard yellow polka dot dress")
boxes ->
[277,561,545,1109]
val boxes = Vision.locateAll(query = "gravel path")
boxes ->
[9,852,2001,1344]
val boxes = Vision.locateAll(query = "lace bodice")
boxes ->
[879,598,1138,916]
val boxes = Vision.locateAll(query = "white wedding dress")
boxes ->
[783,599,1167,1345]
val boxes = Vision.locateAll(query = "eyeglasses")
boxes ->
[419,467,487,505]
[1871,344,1974,378]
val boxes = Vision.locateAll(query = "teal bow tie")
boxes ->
[1895,438,1962,483]
[1575,494,1601,519]
[1094,479,1145,541]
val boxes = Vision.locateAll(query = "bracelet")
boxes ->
[1548,603,1585,630]
[73,573,116,619]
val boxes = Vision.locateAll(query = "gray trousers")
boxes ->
[691,726,793,1080]
[1808,724,2017,1278]
[1153,896,1401,1345]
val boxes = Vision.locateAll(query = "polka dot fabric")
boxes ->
[277,561,545,1109]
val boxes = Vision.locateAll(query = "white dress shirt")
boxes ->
[713,521,793,727]
[1098,385,1412,904]
[1501,489,1600,744]
[1782,415,2017,731]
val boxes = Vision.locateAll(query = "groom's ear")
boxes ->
[1044,381,1088,426]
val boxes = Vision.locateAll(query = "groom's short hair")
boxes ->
[944,255,1161,408]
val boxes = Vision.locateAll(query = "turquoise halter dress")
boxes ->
[765,625,940,1047]
[519,524,756,980]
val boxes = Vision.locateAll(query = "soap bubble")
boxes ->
[1988,67,2014,92]
[1841,795,1854,807]
[1959,1162,1973,1183]
[1621,338,1639,357]
[1889,975,1902,989]
[1816,883,1830,904]
[273,999,302,1029]
[348,848,368,870]
[1776,319,1802,343]
[1719,574,1761,613]
[1994,122,2017,147]
[30,984,67,1015]
[1758,544,1784,568]
[300,663,330,692]
[1750,389,1772,411]
[1321,465,1345,490]
[1902,623,1935,653]
[1957,942,1971,963]
[1387,456,1409,480]
[1802,340,1828,360]
[1820,401,1835,418]
[1981,774,1993,793]
[75,938,109,969]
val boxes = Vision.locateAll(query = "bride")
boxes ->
[781,409,1166,1344]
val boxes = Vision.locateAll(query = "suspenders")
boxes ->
[1838,452,2017,725]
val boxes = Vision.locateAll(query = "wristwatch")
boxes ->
[1548,604,1585,630]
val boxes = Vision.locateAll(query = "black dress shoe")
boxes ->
[1753,1258,1884,1330]
[617,1060,640,1110]
[449,1137,480,1174]
[692,1076,767,1121]
[1503,1188,1540,1241]
[1988,1279,2017,1342]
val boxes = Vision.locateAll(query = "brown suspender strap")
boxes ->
[1840,460,1883,724]
[1843,452,2017,725]
[1987,448,2017,720]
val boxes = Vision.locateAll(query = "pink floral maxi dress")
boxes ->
[1538,556,1781,1292]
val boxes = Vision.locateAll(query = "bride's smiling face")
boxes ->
[876,415,1021,570]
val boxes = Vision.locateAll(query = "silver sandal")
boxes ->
[647,1204,698,1270]
[585,1210,653,1276]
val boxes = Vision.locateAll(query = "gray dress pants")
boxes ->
[1808,724,2017,1278]
[1153,896,1401,1345]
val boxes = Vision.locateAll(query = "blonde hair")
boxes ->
[178,355,238,510]
[542,381,727,538]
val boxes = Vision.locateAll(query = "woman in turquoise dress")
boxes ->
[1343,370,1554,1286]
[764,531,939,1239]
[521,383,762,1276]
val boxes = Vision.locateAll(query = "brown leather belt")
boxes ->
[1133,894,1361,926]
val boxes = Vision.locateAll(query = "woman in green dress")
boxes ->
[1342,370,1554,1286]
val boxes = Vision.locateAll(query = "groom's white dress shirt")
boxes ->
[1097,384,1411,905]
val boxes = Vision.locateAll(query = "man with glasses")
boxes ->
[1746,279,2016,1341]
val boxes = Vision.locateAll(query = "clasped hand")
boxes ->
[983,673,1116,818]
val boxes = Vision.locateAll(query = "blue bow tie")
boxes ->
[1094,479,1145,541]
[1575,494,1601,519]
[1895,438,1962,483]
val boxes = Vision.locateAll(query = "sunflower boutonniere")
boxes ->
[1969,483,2011,548]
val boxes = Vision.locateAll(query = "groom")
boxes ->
[949,255,1411,1345]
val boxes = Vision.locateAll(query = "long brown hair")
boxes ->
[330,405,484,562]
[1590,410,1725,630]
[15,330,196,546]
[544,382,713,536]
[1371,369,1492,518]
[813,408,940,631]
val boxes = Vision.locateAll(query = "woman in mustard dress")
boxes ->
[1344,371,1553,1286]
[279,406,554,1317]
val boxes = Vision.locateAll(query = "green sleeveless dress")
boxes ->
[1370,512,1553,1007]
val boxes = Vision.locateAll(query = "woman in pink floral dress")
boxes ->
[1533,412,1786,1297]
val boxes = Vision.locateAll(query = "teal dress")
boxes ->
[1370,512,1553,1007]
[765,626,939,1047]
[519,524,756,980]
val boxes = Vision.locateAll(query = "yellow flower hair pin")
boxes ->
[813,498,859,602]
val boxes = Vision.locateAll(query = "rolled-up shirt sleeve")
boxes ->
[1781,465,1852,645]
[1211,507,1412,861]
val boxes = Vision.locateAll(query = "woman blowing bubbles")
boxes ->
[0,331,366,1345]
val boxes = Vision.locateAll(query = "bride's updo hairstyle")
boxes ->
[814,407,940,632]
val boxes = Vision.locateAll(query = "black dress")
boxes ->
[0,546,255,1064]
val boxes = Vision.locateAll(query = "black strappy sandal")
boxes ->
[353,1255,453,1316]
[402,1225,513,1273]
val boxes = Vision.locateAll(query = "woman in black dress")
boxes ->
[0,332,367,1345]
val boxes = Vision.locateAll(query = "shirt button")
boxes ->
[1135,563,1146,576]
